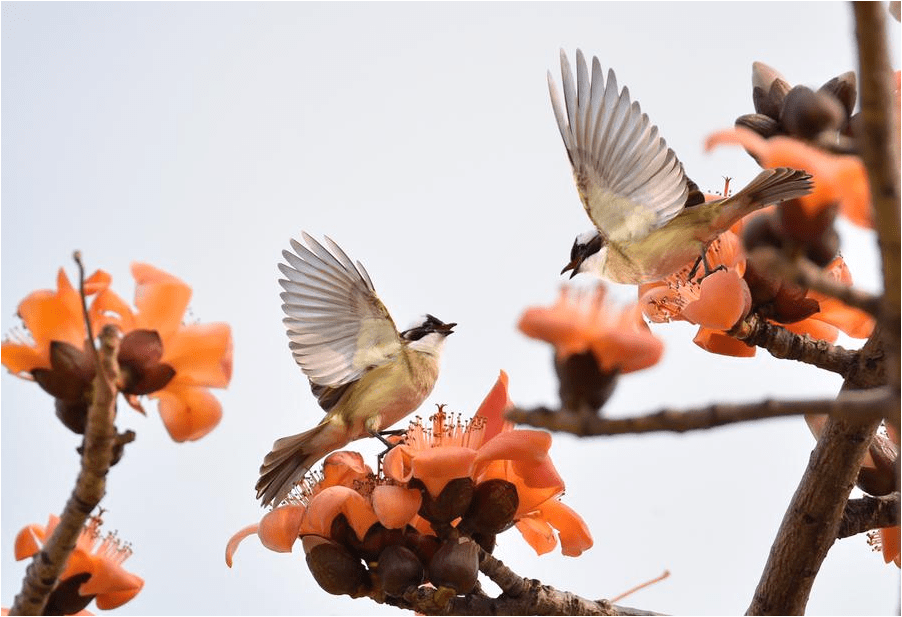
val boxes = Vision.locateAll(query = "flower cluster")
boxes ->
[227,372,592,600]
[1,263,233,441]
[14,513,143,613]
[639,221,873,357]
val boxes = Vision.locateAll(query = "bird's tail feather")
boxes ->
[715,167,814,229]
[256,421,347,507]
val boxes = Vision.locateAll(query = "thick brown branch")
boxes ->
[377,551,661,616]
[747,6,901,612]
[728,313,858,376]
[854,2,902,388]
[837,493,900,539]
[747,247,881,316]
[507,388,892,437]
[10,325,121,615]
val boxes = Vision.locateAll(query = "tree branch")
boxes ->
[507,388,892,437]
[747,247,881,316]
[837,493,900,539]
[377,550,661,616]
[10,256,122,615]
[747,5,902,612]
[728,313,858,376]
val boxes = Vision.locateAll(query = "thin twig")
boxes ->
[507,388,893,437]
[609,570,670,604]
[728,313,859,376]
[10,258,121,616]
[837,493,900,539]
[747,246,882,316]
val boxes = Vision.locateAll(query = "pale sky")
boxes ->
[2,2,899,615]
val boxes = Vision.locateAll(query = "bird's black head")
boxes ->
[560,232,605,279]
[401,314,457,341]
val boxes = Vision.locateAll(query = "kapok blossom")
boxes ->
[226,451,423,565]
[706,127,872,228]
[383,371,593,557]
[14,513,144,611]
[2,264,233,442]
[518,285,663,374]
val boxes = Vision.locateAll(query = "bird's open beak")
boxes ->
[561,259,581,279]
[437,321,457,335]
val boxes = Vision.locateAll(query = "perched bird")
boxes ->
[256,233,455,507]
[549,49,814,284]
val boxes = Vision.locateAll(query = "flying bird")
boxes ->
[256,233,455,507]
[549,49,814,284]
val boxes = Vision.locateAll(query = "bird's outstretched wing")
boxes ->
[279,233,403,391]
[548,49,690,244]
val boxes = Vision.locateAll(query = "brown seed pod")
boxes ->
[419,477,475,525]
[376,544,425,597]
[427,537,480,595]
[462,479,519,535]
[357,523,405,562]
[402,526,441,565]
[303,536,371,598]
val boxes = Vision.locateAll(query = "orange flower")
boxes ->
[90,263,233,441]
[781,257,874,342]
[641,231,751,331]
[518,286,663,374]
[14,514,143,611]
[2,264,231,441]
[383,371,593,556]
[2,269,110,377]
[226,451,421,565]
[706,127,871,228]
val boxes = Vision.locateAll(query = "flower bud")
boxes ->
[427,537,480,595]
[752,62,791,120]
[819,72,857,118]
[463,479,519,535]
[735,113,781,139]
[376,544,425,597]
[780,86,846,140]
[303,536,370,598]
[419,477,474,525]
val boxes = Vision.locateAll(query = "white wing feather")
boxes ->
[548,49,689,243]
[279,233,402,388]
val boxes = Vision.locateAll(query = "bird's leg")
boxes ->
[372,429,405,475]
[687,250,727,284]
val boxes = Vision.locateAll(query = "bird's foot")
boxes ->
[687,252,726,284]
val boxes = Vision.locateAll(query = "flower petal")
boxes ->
[514,516,556,556]
[130,263,192,341]
[79,560,144,607]
[301,486,378,541]
[320,451,372,489]
[372,485,422,529]
[536,499,593,557]
[475,370,513,443]
[162,323,233,388]
[225,524,260,567]
[151,383,223,441]
[1,343,47,376]
[693,327,757,357]
[681,270,751,330]
[880,526,901,567]
[410,446,477,498]
[259,505,306,553]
